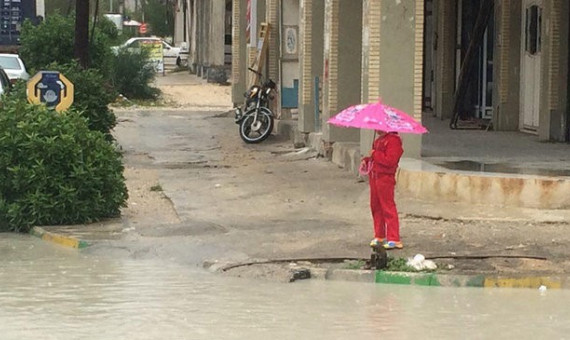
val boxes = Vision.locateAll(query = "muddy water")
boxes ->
[1,234,570,340]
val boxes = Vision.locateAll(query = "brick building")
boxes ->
[428,0,569,142]
[184,0,569,160]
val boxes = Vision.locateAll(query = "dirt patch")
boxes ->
[121,166,181,226]
[159,84,233,109]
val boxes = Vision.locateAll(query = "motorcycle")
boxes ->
[234,68,277,143]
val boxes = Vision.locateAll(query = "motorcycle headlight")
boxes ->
[249,87,259,98]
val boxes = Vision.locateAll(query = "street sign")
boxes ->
[141,40,164,74]
[27,71,74,112]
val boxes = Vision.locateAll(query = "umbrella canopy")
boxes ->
[328,101,428,134]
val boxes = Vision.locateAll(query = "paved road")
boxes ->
[89,107,570,276]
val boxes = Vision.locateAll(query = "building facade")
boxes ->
[185,0,570,161]
[231,0,425,157]
[174,0,232,82]
[427,0,569,142]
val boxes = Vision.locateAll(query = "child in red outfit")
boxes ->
[361,130,404,249]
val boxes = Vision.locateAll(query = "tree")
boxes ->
[74,0,90,68]
[143,0,175,37]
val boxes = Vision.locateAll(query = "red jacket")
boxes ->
[369,133,403,175]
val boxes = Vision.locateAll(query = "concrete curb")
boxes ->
[315,268,567,289]
[30,227,89,249]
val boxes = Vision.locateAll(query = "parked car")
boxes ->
[0,54,30,84]
[0,67,13,96]
[111,37,188,66]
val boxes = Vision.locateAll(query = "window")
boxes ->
[525,5,542,55]
[0,56,21,70]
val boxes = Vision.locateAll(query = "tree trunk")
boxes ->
[74,0,90,69]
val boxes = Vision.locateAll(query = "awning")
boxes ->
[123,20,142,27]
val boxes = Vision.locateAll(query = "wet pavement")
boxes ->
[35,106,570,279]
[2,234,570,339]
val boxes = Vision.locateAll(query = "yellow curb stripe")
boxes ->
[484,277,562,289]
[31,227,89,249]
[41,232,81,249]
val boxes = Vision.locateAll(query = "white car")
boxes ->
[112,37,188,66]
[0,54,30,83]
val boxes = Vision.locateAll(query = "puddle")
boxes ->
[434,160,570,177]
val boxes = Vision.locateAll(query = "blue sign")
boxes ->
[27,71,74,112]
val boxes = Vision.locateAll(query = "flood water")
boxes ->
[1,234,570,340]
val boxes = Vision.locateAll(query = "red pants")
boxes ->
[369,174,400,241]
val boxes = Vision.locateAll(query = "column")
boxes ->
[199,0,210,77]
[232,0,248,104]
[206,0,227,83]
[189,0,198,72]
[492,0,522,131]
[360,0,382,152]
[369,0,424,158]
[264,0,280,117]
[321,0,362,143]
[298,0,324,132]
[433,0,456,120]
[539,0,569,141]
[174,1,186,46]
[266,0,280,84]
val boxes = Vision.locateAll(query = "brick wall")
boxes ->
[413,0,425,119]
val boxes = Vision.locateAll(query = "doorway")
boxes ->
[520,0,542,133]
[455,0,494,120]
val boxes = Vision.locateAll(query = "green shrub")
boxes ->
[6,62,117,136]
[111,49,161,100]
[19,15,74,72]
[144,0,175,37]
[0,99,128,232]
[47,62,117,136]
[19,14,114,77]
[97,17,119,43]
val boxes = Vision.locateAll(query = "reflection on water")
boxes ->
[1,234,570,339]
[435,160,570,177]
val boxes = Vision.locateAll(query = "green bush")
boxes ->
[111,49,161,100]
[0,99,128,232]
[47,62,117,136]
[19,15,74,71]
[144,0,175,37]
[97,17,119,43]
[20,14,160,102]
[19,14,114,77]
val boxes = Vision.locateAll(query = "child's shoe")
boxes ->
[383,241,403,250]
[369,238,385,248]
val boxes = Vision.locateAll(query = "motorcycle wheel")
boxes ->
[239,108,274,143]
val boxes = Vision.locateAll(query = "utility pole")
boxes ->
[75,0,90,68]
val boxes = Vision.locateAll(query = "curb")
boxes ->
[308,268,566,289]
[374,271,564,289]
[30,227,89,249]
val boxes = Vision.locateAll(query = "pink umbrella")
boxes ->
[327,100,428,134]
